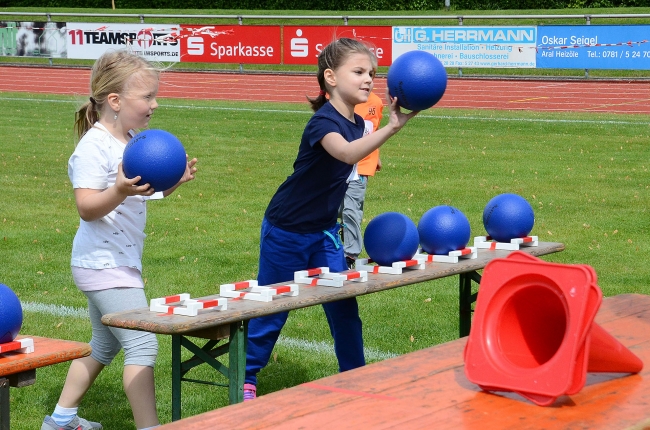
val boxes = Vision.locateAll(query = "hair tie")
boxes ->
[89,97,97,105]
[319,90,326,96]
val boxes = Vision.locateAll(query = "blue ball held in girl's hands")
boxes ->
[363,212,420,267]
[418,205,471,255]
[387,50,448,111]
[122,129,187,191]
[483,193,535,243]
[0,283,23,344]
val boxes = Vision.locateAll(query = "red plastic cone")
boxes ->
[588,322,643,373]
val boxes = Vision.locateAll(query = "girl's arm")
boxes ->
[74,164,154,222]
[321,96,418,165]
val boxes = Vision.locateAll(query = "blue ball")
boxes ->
[0,284,23,344]
[123,129,187,192]
[387,50,448,111]
[363,212,419,267]
[418,205,471,255]
[483,193,535,243]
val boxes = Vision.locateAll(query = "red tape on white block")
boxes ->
[294,267,368,287]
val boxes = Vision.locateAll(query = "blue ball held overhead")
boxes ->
[363,212,420,267]
[122,129,187,192]
[387,50,448,111]
[0,283,23,344]
[418,205,471,255]
[483,193,535,243]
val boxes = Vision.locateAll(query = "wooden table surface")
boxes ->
[0,335,91,377]
[159,293,650,430]
[102,242,565,335]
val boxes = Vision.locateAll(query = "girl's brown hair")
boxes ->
[307,38,377,112]
[74,50,159,140]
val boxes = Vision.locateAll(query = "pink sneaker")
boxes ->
[243,383,257,401]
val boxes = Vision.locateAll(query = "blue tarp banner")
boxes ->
[536,25,650,69]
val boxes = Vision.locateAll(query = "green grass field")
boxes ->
[1,91,649,428]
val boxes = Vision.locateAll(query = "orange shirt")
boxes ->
[355,92,384,177]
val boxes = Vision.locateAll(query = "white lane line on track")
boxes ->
[1,96,647,125]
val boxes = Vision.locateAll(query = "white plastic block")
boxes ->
[0,338,34,354]
[474,235,539,251]
[220,280,258,298]
[415,247,477,264]
[150,293,191,312]
[356,258,425,275]
[294,267,368,287]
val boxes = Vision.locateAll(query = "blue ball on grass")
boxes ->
[483,193,535,243]
[122,129,187,192]
[363,212,420,267]
[0,283,23,344]
[418,205,471,255]
[387,50,448,111]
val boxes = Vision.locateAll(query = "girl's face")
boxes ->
[328,52,375,107]
[119,70,159,131]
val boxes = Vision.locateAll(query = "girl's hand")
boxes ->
[116,163,155,196]
[178,155,198,185]
[386,95,419,132]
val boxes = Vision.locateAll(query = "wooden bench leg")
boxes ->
[459,271,481,338]
[169,321,246,421]
[1,378,9,430]
[228,320,247,404]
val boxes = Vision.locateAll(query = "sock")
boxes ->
[51,404,78,426]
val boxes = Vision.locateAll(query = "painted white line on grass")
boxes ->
[277,335,398,361]
[0,96,647,125]
[21,301,398,360]
[22,301,89,318]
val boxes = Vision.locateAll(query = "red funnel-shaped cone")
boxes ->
[588,322,643,373]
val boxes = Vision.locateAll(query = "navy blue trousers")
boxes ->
[245,218,365,386]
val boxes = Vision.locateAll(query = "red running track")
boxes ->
[2,65,650,114]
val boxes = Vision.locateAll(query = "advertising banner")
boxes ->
[66,23,180,61]
[536,25,650,70]
[179,25,281,64]
[283,26,392,66]
[0,21,67,57]
[392,26,537,68]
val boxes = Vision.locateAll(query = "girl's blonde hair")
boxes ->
[308,38,378,113]
[75,50,159,140]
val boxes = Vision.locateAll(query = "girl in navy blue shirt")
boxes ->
[244,38,418,400]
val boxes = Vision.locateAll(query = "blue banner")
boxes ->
[537,25,650,69]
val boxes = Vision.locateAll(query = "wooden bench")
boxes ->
[157,293,650,429]
[0,336,92,430]
[101,241,564,421]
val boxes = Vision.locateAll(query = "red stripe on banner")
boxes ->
[165,295,182,304]
[490,242,497,250]
[200,299,219,307]
[233,281,250,290]
[274,286,291,294]
[346,272,361,280]
[303,383,398,400]
[0,341,21,353]
[306,268,323,276]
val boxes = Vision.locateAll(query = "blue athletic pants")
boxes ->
[245,218,365,386]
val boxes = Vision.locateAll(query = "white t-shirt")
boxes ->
[68,123,151,273]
